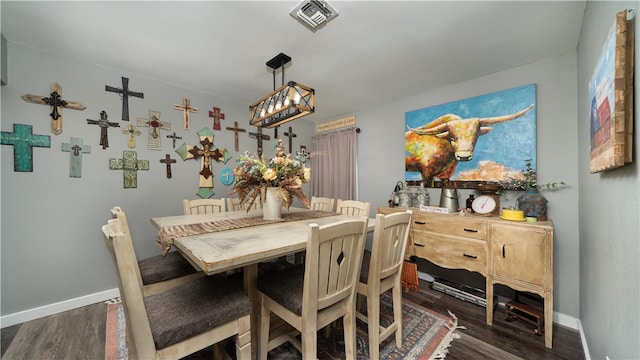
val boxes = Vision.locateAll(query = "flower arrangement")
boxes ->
[500,158,565,191]
[231,139,311,211]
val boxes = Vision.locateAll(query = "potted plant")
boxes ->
[500,159,565,220]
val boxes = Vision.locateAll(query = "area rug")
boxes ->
[105,293,461,360]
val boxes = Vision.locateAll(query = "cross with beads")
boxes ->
[208,107,225,131]
[174,98,198,130]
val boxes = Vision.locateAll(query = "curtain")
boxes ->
[311,127,358,200]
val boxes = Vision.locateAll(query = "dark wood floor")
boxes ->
[1,279,584,360]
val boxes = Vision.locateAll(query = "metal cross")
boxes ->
[21,82,86,135]
[174,98,198,130]
[208,107,225,130]
[61,137,91,178]
[1,124,51,172]
[283,126,297,153]
[87,110,119,149]
[137,110,171,151]
[248,126,270,158]
[105,77,144,121]
[166,132,182,149]
[159,154,177,179]
[225,121,246,151]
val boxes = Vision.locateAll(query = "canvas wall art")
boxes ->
[405,84,537,188]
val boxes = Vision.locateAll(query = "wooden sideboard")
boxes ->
[378,206,554,348]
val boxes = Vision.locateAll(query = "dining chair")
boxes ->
[111,207,203,297]
[310,196,335,212]
[256,218,369,360]
[356,210,412,360]
[183,198,226,215]
[102,208,252,360]
[336,199,371,217]
[227,196,262,211]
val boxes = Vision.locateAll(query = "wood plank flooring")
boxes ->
[1,279,584,359]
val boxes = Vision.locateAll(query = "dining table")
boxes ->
[150,207,375,359]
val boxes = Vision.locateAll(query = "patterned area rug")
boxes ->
[105,293,461,359]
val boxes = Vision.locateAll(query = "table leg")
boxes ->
[243,264,259,359]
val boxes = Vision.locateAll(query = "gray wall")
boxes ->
[0,43,315,317]
[577,2,640,359]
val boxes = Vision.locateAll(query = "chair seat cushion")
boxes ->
[359,249,372,284]
[144,275,251,350]
[257,264,304,316]
[138,251,199,285]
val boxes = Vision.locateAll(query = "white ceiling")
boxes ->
[1,1,586,123]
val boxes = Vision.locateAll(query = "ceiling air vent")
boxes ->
[290,0,338,30]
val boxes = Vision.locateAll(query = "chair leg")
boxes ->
[368,292,381,360]
[392,285,403,347]
[258,299,271,360]
[236,315,252,360]
[343,302,358,360]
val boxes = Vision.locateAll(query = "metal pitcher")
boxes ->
[439,188,459,213]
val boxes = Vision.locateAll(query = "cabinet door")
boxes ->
[490,224,548,286]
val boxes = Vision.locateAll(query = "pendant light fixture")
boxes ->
[249,53,315,129]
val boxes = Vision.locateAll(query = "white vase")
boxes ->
[263,187,283,220]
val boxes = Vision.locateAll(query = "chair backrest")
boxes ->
[227,196,262,211]
[102,209,156,358]
[183,198,226,215]
[369,210,412,283]
[335,199,371,217]
[310,196,335,212]
[303,218,368,317]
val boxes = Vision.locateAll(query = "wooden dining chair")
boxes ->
[256,218,369,360]
[336,199,371,217]
[111,207,203,297]
[356,210,412,360]
[102,209,252,360]
[310,196,335,212]
[227,196,262,211]
[183,198,226,215]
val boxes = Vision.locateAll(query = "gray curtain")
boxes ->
[311,127,358,200]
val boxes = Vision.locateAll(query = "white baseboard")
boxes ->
[0,288,119,329]
[577,319,592,360]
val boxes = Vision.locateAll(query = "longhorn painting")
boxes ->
[405,84,537,188]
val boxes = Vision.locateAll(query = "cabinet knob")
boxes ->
[463,228,478,233]
[463,253,478,259]
[502,244,506,258]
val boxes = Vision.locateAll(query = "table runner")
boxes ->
[156,210,337,255]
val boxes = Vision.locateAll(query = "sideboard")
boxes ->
[378,206,554,348]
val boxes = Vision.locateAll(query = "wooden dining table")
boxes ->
[150,207,374,359]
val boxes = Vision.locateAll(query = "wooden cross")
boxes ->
[1,123,51,172]
[208,107,225,130]
[105,77,144,121]
[109,150,149,189]
[61,137,91,178]
[87,110,119,149]
[137,110,171,151]
[159,154,177,179]
[175,127,230,198]
[283,126,297,153]
[248,126,270,158]
[21,82,86,135]
[166,132,182,149]
[121,124,142,149]
[225,121,246,151]
[174,98,198,130]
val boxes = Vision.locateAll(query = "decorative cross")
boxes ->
[61,137,91,178]
[175,127,230,198]
[137,110,171,151]
[1,123,51,172]
[159,154,177,179]
[225,121,246,152]
[297,145,310,166]
[208,107,225,130]
[105,77,144,121]
[166,132,182,149]
[248,126,270,158]
[109,150,149,189]
[121,124,142,149]
[87,110,119,149]
[174,98,198,130]
[283,126,297,153]
[21,82,86,135]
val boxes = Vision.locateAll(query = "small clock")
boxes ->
[471,194,500,216]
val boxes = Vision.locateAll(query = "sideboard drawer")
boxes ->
[413,232,486,274]
[412,214,487,241]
